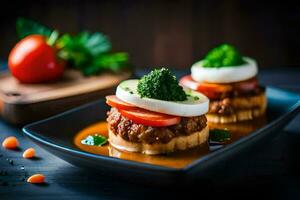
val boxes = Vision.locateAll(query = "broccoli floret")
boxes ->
[203,44,245,68]
[137,68,187,101]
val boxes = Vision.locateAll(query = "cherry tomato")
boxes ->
[118,107,181,127]
[8,34,64,83]
[106,95,136,110]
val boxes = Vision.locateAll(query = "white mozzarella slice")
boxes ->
[116,80,209,117]
[191,57,257,83]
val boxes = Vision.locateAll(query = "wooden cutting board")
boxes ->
[0,69,132,124]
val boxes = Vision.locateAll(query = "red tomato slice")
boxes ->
[106,95,136,110]
[106,95,180,126]
[232,77,258,92]
[179,75,202,91]
[180,75,259,99]
[118,108,181,127]
[180,75,232,99]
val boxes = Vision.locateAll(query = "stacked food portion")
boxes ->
[106,68,209,155]
[180,44,267,123]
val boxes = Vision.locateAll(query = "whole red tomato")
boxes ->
[8,34,64,83]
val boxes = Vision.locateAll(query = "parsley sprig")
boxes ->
[209,129,231,142]
[81,134,107,146]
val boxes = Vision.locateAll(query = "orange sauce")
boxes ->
[74,117,266,169]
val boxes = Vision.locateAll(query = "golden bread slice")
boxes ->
[207,92,267,123]
[206,106,266,123]
[108,126,209,155]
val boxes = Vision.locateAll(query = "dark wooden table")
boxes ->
[0,66,300,200]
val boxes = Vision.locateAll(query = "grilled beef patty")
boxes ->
[208,84,264,101]
[209,87,266,115]
[107,108,207,144]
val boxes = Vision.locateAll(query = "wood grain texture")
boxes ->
[0,70,131,124]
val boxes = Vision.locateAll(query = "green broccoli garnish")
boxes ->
[203,44,245,68]
[137,68,187,101]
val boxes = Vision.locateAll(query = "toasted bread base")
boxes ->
[207,106,266,123]
[207,92,267,124]
[108,126,209,155]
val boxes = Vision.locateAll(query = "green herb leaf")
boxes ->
[209,129,231,142]
[88,52,129,74]
[203,44,245,68]
[16,17,53,39]
[57,32,129,75]
[47,30,59,46]
[57,33,92,67]
[137,68,187,101]
[57,31,111,58]
[81,134,107,146]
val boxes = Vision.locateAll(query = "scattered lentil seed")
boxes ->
[23,148,35,159]
[27,174,45,184]
[2,136,19,149]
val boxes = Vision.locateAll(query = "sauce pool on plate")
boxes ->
[74,118,266,169]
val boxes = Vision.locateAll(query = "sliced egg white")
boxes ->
[116,80,209,117]
[191,57,258,83]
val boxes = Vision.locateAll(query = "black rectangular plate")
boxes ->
[23,87,300,186]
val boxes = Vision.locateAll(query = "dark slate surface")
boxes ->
[0,64,300,200]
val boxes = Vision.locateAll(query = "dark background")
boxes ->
[0,0,299,69]
[0,1,300,199]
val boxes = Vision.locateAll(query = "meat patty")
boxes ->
[209,84,264,100]
[107,108,207,144]
[209,88,266,115]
